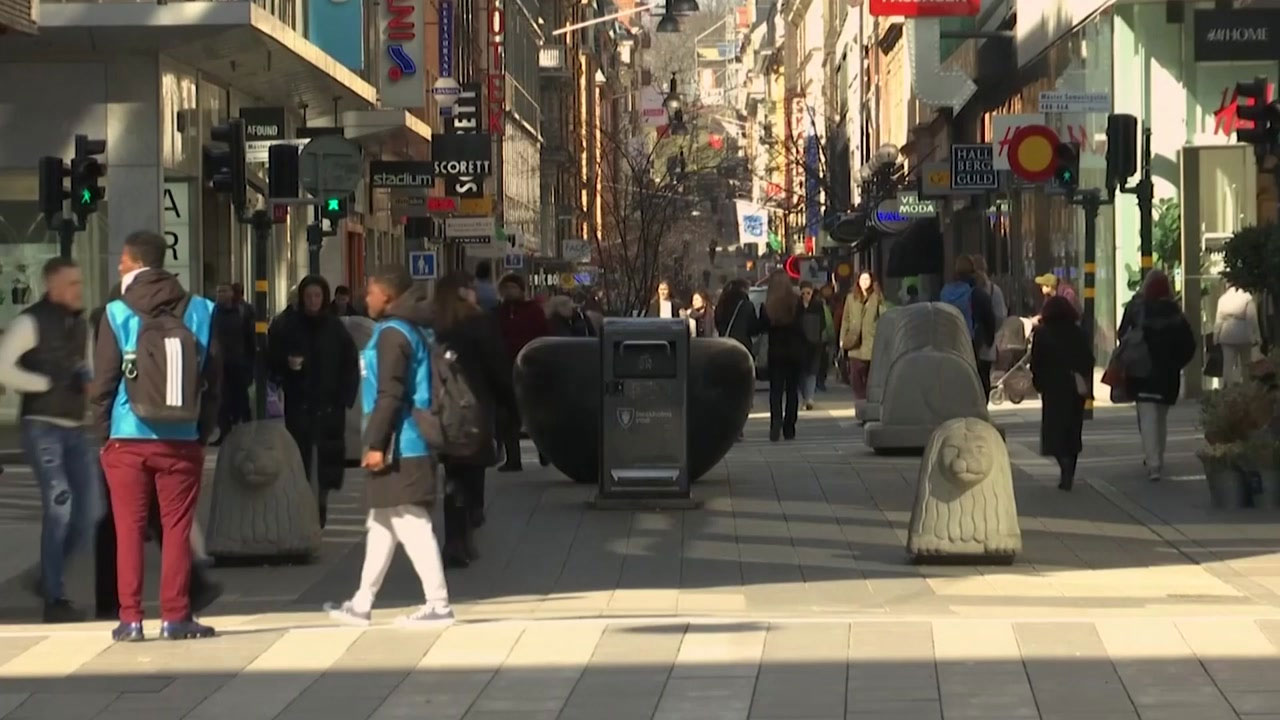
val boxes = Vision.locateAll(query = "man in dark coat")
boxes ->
[494,274,548,471]
[267,275,359,526]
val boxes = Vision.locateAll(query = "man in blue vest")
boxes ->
[90,230,222,642]
[323,265,453,627]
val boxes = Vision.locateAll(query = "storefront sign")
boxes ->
[1213,82,1276,137]
[162,181,193,283]
[896,193,937,218]
[950,144,998,190]
[391,194,431,217]
[307,0,364,71]
[991,113,1045,170]
[1038,91,1110,114]
[443,84,486,198]
[379,0,426,109]
[562,239,590,262]
[1194,9,1280,63]
[446,216,496,244]
[869,0,978,16]
[458,196,494,215]
[487,0,506,136]
[872,199,911,234]
[239,107,285,140]
[439,0,454,77]
[432,134,493,176]
[371,160,435,188]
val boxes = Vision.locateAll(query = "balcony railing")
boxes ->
[539,44,570,79]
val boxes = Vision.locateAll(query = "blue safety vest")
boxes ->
[361,318,432,459]
[104,296,214,440]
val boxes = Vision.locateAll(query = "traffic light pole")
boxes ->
[250,209,272,420]
[1070,189,1111,421]
[1120,125,1155,280]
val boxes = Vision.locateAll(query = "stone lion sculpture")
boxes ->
[906,417,1020,563]
[863,303,990,452]
[205,419,322,561]
[340,316,374,464]
[857,303,976,424]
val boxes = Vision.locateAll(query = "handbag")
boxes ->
[1073,371,1091,398]
[1203,334,1224,378]
[1114,303,1153,378]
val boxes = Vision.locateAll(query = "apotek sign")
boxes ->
[379,0,426,108]
[868,0,979,17]
[487,0,505,136]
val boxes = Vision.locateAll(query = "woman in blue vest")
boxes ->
[323,265,454,627]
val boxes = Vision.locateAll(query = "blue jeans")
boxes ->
[20,419,104,601]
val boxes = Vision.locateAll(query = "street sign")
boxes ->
[562,239,590,262]
[445,215,495,244]
[503,253,524,269]
[300,135,363,196]
[1038,91,1110,114]
[950,144,998,190]
[246,138,307,163]
[1008,125,1060,182]
[992,113,1045,170]
[409,250,438,280]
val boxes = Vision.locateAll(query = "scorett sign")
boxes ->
[1195,9,1280,63]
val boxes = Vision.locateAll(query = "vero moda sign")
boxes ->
[869,0,979,16]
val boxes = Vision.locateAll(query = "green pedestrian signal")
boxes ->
[326,198,340,212]
[80,188,92,205]
[321,195,348,221]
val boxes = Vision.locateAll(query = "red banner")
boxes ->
[868,0,979,17]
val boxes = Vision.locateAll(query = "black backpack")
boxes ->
[412,333,488,457]
[122,295,203,423]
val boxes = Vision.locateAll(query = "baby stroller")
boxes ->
[989,316,1037,405]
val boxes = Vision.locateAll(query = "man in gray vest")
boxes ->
[0,257,103,623]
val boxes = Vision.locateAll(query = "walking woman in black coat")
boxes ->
[756,270,806,441]
[715,279,755,351]
[430,270,517,568]
[1030,296,1094,491]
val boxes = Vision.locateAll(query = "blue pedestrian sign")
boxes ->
[409,250,437,280]
[503,253,524,269]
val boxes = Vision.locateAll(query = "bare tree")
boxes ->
[591,123,731,315]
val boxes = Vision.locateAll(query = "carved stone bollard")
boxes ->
[206,419,322,561]
[514,336,754,484]
[906,417,1020,564]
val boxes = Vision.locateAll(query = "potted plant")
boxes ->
[1197,382,1273,508]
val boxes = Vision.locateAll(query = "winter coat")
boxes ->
[687,307,715,337]
[646,297,686,318]
[435,309,515,468]
[977,280,1008,362]
[267,276,359,417]
[212,301,255,373]
[799,297,828,348]
[363,287,438,509]
[89,269,223,445]
[496,299,550,360]
[1214,287,1261,348]
[714,289,755,351]
[548,309,595,337]
[840,291,885,362]
[757,300,807,369]
[1031,318,1093,457]
[1118,297,1196,405]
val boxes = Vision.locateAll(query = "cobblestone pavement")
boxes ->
[2,396,1280,719]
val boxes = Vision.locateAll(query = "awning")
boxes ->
[0,2,377,113]
[885,218,944,278]
[342,109,433,160]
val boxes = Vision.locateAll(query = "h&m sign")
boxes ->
[1194,9,1280,63]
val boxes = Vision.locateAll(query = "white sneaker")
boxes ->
[395,604,456,628]
[324,601,371,627]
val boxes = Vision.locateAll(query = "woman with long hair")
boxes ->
[430,270,518,567]
[840,271,886,401]
[715,279,755,350]
[686,290,716,337]
[1117,269,1195,481]
[798,282,829,410]
[757,270,806,441]
[1031,295,1093,491]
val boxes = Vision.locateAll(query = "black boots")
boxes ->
[1057,454,1078,491]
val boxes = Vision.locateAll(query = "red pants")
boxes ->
[101,440,203,623]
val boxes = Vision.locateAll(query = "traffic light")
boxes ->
[69,135,106,226]
[1105,114,1137,192]
[38,156,69,228]
[320,195,348,223]
[268,143,299,199]
[1053,142,1080,192]
[1235,76,1279,151]
[206,118,247,210]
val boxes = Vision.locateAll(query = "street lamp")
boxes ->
[875,143,900,165]
[663,73,682,113]
[656,11,681,33]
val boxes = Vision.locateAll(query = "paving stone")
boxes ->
[2,691,115,720]
[654,677,755,720]
[670,625,767,679]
